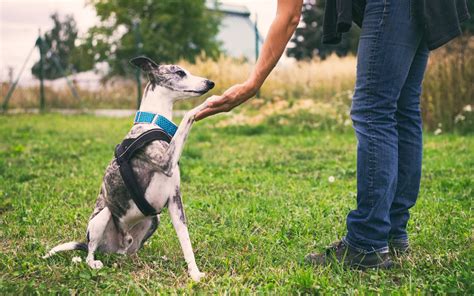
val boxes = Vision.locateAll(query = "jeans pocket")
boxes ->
[409,0,418,21]
[361,0,391,37]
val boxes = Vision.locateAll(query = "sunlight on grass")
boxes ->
[0,114,472,293]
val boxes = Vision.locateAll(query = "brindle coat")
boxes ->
[43,56,215,282]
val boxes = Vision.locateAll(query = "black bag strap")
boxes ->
[114,129,172,216]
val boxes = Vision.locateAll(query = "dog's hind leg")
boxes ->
[86,207,111,269]
[113,219,134,255]
[168,187,204,282]
[126,216,160,254]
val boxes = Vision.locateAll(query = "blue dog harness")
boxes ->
[114,112,178,216]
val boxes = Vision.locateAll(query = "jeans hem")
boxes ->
[343,236,389,254]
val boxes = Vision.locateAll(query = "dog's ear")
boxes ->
[129,56,159,73]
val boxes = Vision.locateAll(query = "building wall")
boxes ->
[216,13,260,61]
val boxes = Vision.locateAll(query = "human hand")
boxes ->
[195,0,302,121]
[195,82,258,121]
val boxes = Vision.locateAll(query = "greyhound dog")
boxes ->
[43,56,215,282]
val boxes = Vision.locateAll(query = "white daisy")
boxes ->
[71,256,82,263]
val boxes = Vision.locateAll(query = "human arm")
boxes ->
[195,0,303,120]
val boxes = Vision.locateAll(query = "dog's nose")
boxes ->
[206,80,215,89]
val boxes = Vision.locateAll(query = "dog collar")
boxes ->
[134,111,178,137]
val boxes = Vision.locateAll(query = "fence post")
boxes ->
[36,30,46,112]
[133,20,142,108]
[1,44,36,112]
[254,14,260,98]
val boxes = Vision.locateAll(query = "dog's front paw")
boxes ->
[189,270,205,282]
[42,252,54,259]
[88,260,104,269]
[189,99,213,117]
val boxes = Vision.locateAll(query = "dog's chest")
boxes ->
[120,167,180,226]
[146,167,180,210]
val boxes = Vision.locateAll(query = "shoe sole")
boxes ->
[306,255,394,270]
[350,259,394,270]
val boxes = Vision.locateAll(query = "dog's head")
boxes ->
[130,56,214,100]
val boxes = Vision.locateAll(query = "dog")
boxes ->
[43,56,215,282]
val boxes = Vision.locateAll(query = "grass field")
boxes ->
[0,114,472,294]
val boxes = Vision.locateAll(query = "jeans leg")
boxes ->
[389,41,429,240]
[345,0,425,253]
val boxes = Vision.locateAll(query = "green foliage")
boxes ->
[31,13,92,80]
[0,115,472,293]
[83,0,221,77]
[286,0,360,60]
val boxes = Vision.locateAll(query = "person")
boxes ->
[196,0,470,269]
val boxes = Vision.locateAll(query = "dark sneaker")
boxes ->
[389,238,410,256]
[305,240,393,270]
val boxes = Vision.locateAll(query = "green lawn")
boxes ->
[0,114,472,294]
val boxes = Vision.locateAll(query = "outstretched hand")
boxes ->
[196,0,303,120]
[195,82,258,121]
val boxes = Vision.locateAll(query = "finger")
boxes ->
[206,95,222,103]
[195,105,230,121]
[195,108,220,121]
[207,96,227,108]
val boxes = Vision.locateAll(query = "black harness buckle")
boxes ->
[114,129,172,216]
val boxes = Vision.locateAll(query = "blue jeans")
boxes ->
[344,0,429,253]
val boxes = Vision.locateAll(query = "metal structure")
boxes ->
[1,30,81,112]
[1,44,36,111]
[133,20,143,108]
[36,31,46,111]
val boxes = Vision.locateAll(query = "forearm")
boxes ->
[194,0,303,120]
[247,0,302,91]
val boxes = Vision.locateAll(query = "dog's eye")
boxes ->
[175,70,186,78]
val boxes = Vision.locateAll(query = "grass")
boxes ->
[0,114,472,294]
[1,54,356,111]
[421,37,474,133]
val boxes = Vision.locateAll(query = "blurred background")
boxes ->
[1,0,473,133]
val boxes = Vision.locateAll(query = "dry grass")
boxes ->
[2,41,472,132]
[1,54,356,111]
[421,37,474,133]
[179,54,356,103]
[1,80,137,110]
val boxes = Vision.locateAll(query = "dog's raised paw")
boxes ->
[190,271,205,282]
[88,260,104,269]
[42,253,53,259]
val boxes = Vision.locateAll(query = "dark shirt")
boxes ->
[323,0,471,50]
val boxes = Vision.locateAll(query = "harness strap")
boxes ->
[114,129,172,216]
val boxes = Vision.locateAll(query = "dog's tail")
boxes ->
[42,242,88,259]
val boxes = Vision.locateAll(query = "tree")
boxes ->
[32,13,91,80]
[83,0,221,77]
[286,0,359,60]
